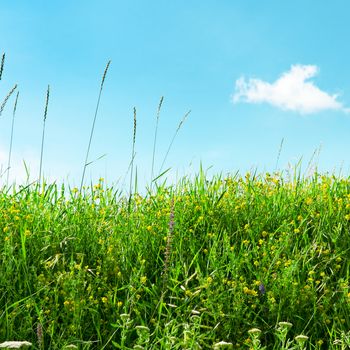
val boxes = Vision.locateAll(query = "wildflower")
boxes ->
[101,297,108,304]
[295,335,309,346]
[259,283,266,295]
[306,197,313,205]
[243,286,258,297]
[185,290,192,297]
[140,276,147,284]
[248,328,261,334]
[213,341,233,349]
[120,313,130,323]
[0,341,33,348]
[284,260,292,267]
[117,301,123,307]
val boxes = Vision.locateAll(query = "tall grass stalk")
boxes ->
[6,91,19,186]
[38,85,50,185]
[275,137,284,170]
[0,84,17,117]
[80,60,111,192]
[159,110,190,173]
[162,197,174,293]
[0,53,5,81]
[128,107,137,209]
[150,96,164,190]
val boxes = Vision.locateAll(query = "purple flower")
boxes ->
[259,283,266,295]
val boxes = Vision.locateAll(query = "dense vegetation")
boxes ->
[1,171,350,349]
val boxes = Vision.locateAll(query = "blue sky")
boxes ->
[1,1,350,189]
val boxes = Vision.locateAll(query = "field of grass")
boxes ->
[0,171,350,349]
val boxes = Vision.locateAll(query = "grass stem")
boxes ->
[80,60,111,192]
[151,96,164,190]
[128,107,137,210]
[38,85,50,185]
[159,110,190,174]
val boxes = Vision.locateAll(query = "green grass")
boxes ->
[0,171,350,349]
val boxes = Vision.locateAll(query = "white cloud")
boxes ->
[233,64,349,114]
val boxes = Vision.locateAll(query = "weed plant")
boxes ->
[0,171,350,349]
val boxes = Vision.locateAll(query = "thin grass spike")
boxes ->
[151,96,164,189]
[160,110,190,173]
[6,91,19,186]
[39,85,50,185]
[0,53,5,80]
[128,107,137,209]
[80,60,111,191]
[275,137,284,171]
[0,84,17,117]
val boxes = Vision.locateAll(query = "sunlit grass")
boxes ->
[0,171,349,349]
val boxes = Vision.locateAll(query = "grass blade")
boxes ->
[275,137,284,171]
[159,110,190,174]
[6,91,19,186]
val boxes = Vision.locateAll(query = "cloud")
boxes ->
[233,65,349,114]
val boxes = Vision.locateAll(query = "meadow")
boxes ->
[1,54,350,349]
[1,171,350,349]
